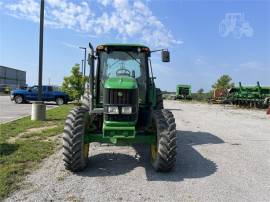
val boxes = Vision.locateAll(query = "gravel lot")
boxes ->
[5,101,270,202]
[0,96,57,123]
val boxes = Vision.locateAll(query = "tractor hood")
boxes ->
[104,77,138,89]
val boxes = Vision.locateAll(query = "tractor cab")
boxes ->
[95,44,150,106]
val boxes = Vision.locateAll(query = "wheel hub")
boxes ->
[150,144,158,159]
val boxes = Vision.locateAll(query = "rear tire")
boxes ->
[156,88,164,109]
[14,95,23,104]
[63,107,89,172]
[150,109,177,172]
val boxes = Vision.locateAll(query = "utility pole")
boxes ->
[31,0,46,121]
[79,47,87,76]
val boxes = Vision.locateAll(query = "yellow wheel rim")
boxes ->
[83,144,89,159]
[150,144,158,160]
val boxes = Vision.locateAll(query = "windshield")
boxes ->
[100,51,146,80]
[99,51,148,103]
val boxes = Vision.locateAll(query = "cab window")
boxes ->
[31,86,38,92]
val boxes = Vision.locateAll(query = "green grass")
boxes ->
[0,104,74,199]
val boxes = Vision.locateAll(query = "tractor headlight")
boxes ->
[108,106,119,114]
[121,106,132,114]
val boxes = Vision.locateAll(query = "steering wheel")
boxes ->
[116,68,131,76]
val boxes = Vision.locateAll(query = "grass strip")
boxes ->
[0,104,74,199]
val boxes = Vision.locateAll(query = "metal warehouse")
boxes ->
[0,65,26,91]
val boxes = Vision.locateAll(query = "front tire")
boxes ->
[150,109,177,172]
[14,95,23,104]
[63,107,89,172]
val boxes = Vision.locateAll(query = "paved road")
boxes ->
[0,96,57,123]
[5,101,270,202]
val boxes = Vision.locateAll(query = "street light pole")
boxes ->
[31,0,46,121]
[79,47,87,76]
[38,0,44,101]
[81,59,84,74]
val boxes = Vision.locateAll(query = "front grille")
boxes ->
[104,89,137,105]
[104,88,138,122]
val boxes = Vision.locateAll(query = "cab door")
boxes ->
[44,86,54,101]
[25,86,38,101]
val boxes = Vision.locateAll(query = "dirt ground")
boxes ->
[5,101,270,202]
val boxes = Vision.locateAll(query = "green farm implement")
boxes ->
[175,84,192,100]
[227,82,270,108]
[63,43,177,172]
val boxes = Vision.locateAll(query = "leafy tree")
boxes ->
[62,64,86,102]
[197,88,204,94]
[212,75,234,90]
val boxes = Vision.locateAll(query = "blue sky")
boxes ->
[0,0,269,92]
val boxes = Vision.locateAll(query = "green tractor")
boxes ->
[175,84,192,100]
[63,43,177,172]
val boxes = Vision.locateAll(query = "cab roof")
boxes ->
[177,84,191,88]
[97,43,150,49]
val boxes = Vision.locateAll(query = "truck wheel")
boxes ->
[156,88,164,109]
[56,97,64,105]
[63,107,89,172]
[150,109,177,172]
[14,95,23,104]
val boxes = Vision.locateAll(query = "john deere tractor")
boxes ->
[63,43,177,172]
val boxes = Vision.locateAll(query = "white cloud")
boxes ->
[97,0,112,7]
[2,0,181,47]
[219,13,254,39]
[5,0,40,22]
[46,0,63,7]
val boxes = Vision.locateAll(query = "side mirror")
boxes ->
[162,50,170,62]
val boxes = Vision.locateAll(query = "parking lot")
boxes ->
[0,96,57,123]
[5,101,270,202]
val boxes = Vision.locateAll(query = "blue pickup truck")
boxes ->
[10,85,69,105]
